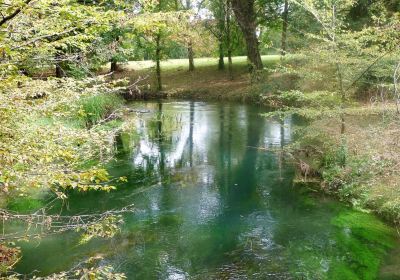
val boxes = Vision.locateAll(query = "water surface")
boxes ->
[14,101,398,279]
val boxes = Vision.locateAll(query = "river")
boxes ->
[14,101,399,279]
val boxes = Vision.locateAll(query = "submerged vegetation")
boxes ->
[287,209,396,279]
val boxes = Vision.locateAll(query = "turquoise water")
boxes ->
[13,101,398,279]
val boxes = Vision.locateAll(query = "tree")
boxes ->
[0,0,122,78]
[204,0,237,77]
[281,0,289,57]
[134,0,194,90]
[230,0,263,70]
[282,0,400,169]
[0,1,143,275]
[185,0,195,71]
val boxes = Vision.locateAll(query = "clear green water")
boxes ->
[13,101,399,279]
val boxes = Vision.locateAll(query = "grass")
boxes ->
[77,93,124,127]
[122,55,280,70]
[110,55,287,101]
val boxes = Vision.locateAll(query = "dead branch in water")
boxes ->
[0,204,135,241]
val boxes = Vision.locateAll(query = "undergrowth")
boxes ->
[290,114,400,225]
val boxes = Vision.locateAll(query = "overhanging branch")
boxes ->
[0,0,33,27]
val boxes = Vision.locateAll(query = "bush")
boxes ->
[261,90,341,108]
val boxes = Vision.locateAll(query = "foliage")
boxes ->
[0,245,20,274]
[6,256,126,279]
[0,76,135,197]
[78,215,124,244]
[261,90,341,108]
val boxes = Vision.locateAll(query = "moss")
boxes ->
[328,264,359,280]
[331,211,395,248]
[329,211,396,279]
[285,209,395,279]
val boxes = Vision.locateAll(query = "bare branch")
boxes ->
[0,0,33,27]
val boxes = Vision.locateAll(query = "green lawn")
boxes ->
[113,55,287,99]
[121,55,281,71]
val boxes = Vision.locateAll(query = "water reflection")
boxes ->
[15,101,396,280]
[114,101,296,279]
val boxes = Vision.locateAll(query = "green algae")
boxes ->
[328,211,395,280]
[287,209,396,279]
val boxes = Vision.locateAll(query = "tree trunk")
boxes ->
[218,42,225,70]
[243,28,263,70]
[155,33,162,91]
[228,49,233,79]
[110,59,118,73]
[55,52,64,78]
[110,35,120,73]
[226,0,233,79]
[281,0,289,57]
[55,63,64,78]
[188,40,195,71]
[230,0,263,71]
[185,0,195,72]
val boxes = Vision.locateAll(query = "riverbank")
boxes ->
[291,108,400,225]
[110,55,298,102]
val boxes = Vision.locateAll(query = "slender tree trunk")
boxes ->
[226,0,233,79]
[337,62,345,134]
[281,0,289,58]
[230,0,263,71]
[185,0,195,71]
[188,40,195,71]
[332,5,345,135]
[331,4,346,167]
[218,42,225,70]
[55,51,64,78]
[110,35,120,73]
[228,49,233,79]
[155,33,162,91]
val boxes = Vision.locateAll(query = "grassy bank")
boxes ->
[291,109,400,225]
[111,55,295,101]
